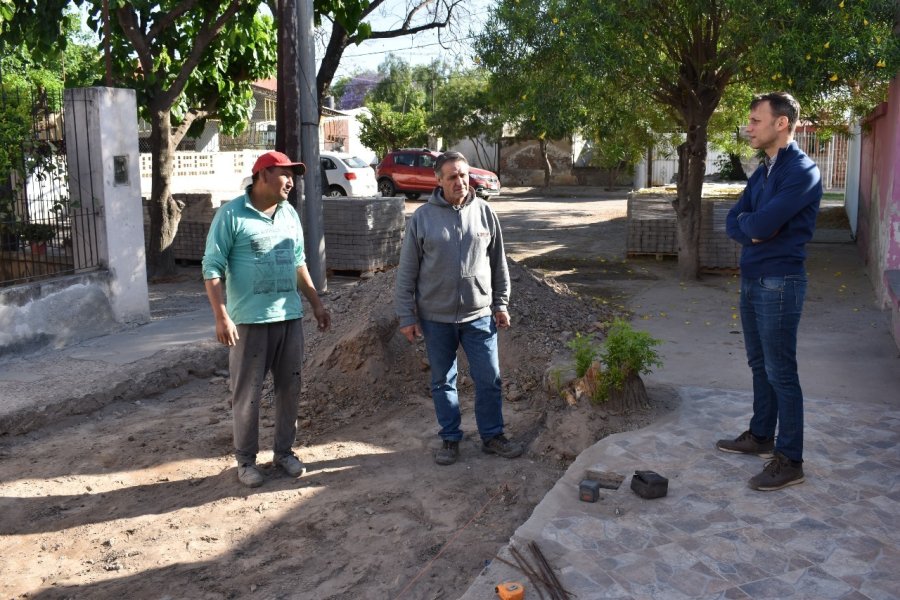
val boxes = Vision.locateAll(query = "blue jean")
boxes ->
[419,316,504,442]
[739,274,807,462]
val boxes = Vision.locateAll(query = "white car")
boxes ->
[320,151,378,197]
[239,151,379,198]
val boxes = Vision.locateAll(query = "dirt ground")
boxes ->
[1,192,685,599]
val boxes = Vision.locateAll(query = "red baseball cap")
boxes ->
[251,151,306,175]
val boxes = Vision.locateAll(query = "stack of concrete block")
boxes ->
[143,194,406,271]
[323,196,405,272]
[699,200,742,270]
[626,193,741,269]
[626,196,678,256]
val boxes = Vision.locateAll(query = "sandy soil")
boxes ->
[0,192,683,599]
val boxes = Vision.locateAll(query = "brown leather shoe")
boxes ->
[435,440,460,465]
[716,430,774,458]
[748,452,805,491]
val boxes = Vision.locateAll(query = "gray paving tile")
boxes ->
[458,386,900,600]
[739,566,862,599]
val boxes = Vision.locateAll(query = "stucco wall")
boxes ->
[857,76,900,308]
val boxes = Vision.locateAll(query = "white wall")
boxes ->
[140,149,265,205]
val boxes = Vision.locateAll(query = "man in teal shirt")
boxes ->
[203,151,330,488]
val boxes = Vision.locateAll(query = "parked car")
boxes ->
[376,148,501,200]
[320,151,378,197]
[240,151,378,197]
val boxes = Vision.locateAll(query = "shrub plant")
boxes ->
[595,319,662,402]
[566,332,598,378]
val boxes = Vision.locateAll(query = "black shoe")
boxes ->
[435,440,460,465]
[748,452,805,491]
[482,434,524,459]
[716,430,775,458]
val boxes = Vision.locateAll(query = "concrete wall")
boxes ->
[0,87,150,356]
[499,138,577,186]
[448,138,500,172]
[856,75,900,349]
[139,150,261,205]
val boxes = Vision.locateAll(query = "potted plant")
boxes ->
[0,185,19,251]
[18,221,56,255]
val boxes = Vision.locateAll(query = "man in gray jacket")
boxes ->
[395,151,523,465]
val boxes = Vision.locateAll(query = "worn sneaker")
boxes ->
[275,453,307,478]
[716,430,775,458]
[482,434,524,459]
[237,463,264,488]
[435,440,460,465]
[748,452,805,491]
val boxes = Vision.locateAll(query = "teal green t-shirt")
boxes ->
[201,194,306,324]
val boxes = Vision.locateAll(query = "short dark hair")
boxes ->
[434,151,469,177]
[751,92,800,132]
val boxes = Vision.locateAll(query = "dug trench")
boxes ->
[0,256,679,599]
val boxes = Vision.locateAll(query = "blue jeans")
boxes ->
[419,316,504,442]
[740,275,807,462]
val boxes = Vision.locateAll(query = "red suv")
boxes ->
[376,149,501,200]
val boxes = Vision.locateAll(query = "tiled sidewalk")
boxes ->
[460,387,900,600]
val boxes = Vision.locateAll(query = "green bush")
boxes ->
[566,332,598,377]
[595,319,662,401]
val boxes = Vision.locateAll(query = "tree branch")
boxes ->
[147,0,198,43]
[318,20,351,107]
[172,107,210,148]
[158,0,244,108]
[114,6,154,83]
[351,0,463,43]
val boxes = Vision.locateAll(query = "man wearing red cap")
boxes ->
[202,151,331,488]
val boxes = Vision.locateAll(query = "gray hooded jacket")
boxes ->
[394,187,510,328]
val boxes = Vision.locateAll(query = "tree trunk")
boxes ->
[729,153,747,181]
[606,373,649,413]
[673,118,707,280]
[146,106,181,279]
[539,138,552,187]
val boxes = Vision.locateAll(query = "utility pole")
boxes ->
[298,0,325,291]
[277,0,325,291]
[276,0,303,213]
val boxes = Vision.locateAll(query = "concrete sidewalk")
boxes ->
[460,240,900,599]
[0,309,226,436]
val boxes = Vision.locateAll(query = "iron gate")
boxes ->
[0,85,102,287]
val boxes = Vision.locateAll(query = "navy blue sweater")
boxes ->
[726,141,823,278]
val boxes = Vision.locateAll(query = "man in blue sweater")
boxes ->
[395,151,523,465]
[718,92,822,491]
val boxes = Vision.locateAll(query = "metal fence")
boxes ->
[0,85,102,288]
[794,129,849,191]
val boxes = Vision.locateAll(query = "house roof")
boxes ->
[253,79,278,92]
[251,80,351,118]
[322,106,353,118]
